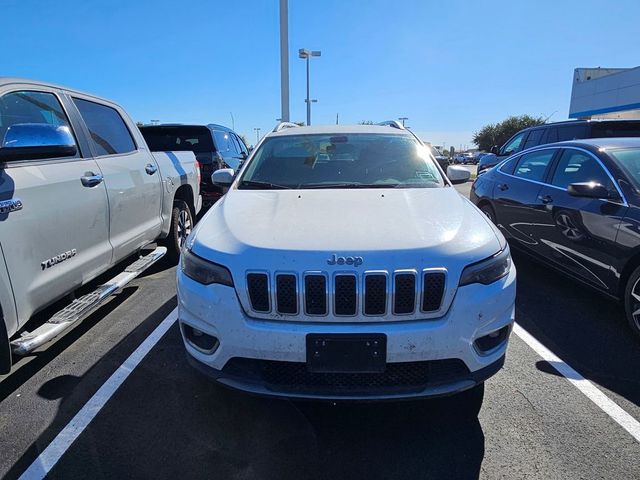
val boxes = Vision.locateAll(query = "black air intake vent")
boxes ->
[305,275,327,315]
[364,274,387,315]
[247,273,270,312]
[422,272,445,312]
[276,274,297,314]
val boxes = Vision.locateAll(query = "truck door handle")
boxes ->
[539,194,553,204]
[498,183,509,191]
[80,173,103,187]
[145,163,158,175]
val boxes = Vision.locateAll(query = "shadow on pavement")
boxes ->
[0,286,138,403]
[512,250,640,407]
[9,322,485,480]
[3,296,177,480]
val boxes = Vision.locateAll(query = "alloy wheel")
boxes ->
[177,209,192,248]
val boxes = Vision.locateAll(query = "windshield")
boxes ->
[238,133,445,189]
[609,147,640,188]
[139,126,214,153]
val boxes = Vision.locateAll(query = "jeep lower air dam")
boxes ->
[177,122,516,408]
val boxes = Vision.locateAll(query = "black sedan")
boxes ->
[470,138,640,339]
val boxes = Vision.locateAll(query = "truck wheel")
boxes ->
[623,266,640,340]
[0,316,11,375]
[163,200,193,264]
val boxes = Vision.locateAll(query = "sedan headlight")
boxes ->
[181,249,234,286]
[459,247,511,286]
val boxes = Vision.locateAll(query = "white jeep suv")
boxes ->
[177,123,516,405]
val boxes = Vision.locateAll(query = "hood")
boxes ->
[190,187,503,270]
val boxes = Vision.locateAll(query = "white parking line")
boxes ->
[513,323,640,443]
[16,309,640,479]
[18,308,178,480]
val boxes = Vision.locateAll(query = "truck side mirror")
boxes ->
[447,165,471,185]
[0,123,77,161]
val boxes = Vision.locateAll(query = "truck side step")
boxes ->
[10,246,167,356]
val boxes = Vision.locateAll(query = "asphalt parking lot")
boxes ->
[1,181,639,480]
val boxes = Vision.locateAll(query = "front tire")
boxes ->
[163,200,193,264]
[623,266,640,339]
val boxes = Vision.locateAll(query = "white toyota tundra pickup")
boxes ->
[177,122,515,410]
[0,78,200,373]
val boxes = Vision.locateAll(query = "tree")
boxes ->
[472,115,545,151]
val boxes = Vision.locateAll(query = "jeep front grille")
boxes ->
[246,268,447,319]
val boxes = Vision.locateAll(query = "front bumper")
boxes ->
[177,266,516,400]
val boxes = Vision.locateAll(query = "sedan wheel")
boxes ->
[624,266,640,339]
[480,204,496,224]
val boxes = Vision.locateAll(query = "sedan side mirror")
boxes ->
[447,165,471,185]
[0,123,77,161]
[211,168,235,186]
[490,145,499,154]
[567,182,613,199]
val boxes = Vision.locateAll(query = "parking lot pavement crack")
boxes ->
[515,389,540,416]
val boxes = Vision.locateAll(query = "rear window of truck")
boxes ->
[140,126,215,153]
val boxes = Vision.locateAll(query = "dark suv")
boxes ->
[140,124,249,207]
[477,119,640,175]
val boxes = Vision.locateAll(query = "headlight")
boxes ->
[459,247,511,286]
[181,249,234,286]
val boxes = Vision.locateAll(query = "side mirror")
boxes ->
[567,182,613,199]
[447,165,471,185]
[211,168,235,186]
[490,145,499,154]
[0,123,77,161]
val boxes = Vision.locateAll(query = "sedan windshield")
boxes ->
[238,133,445,189]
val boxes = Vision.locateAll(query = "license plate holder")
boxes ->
[306,334,387,373]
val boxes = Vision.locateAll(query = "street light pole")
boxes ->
[398,117,408,127]
[299,48,321,126]
[279,0,290,122]
[254,127,261,144]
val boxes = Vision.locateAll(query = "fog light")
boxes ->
[474,325,510,354]
[181,322,219,354]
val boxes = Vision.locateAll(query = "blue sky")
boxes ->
[3,0,639,148]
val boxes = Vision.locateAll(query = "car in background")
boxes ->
[178,122,514,412]
[140,124,249,208]
[461,153,477,165]
[477,119,640,176]
[470,138,640,339]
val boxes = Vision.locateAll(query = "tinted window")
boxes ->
[0,91,76,159]
[501,132,527,155]
[551,149,613,190]
[229,133,242,155]
[214,130,233,154]
[522,129,544,150]
[590,122,640,138]
[513,149,556,182]
[557,124,588,142]
[234,133,249,155]
[499,156,519,174]
[240,134,444,189]
[543,127,558,144]
[140,126,214,152]
[73,98,135,156]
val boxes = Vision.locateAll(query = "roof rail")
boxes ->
[272,122,301,132]
[377,120,406,130]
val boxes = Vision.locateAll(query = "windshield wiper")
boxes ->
[299,183,398,189]
[239,180,291,190]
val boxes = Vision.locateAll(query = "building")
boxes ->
[569,66,640,120]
